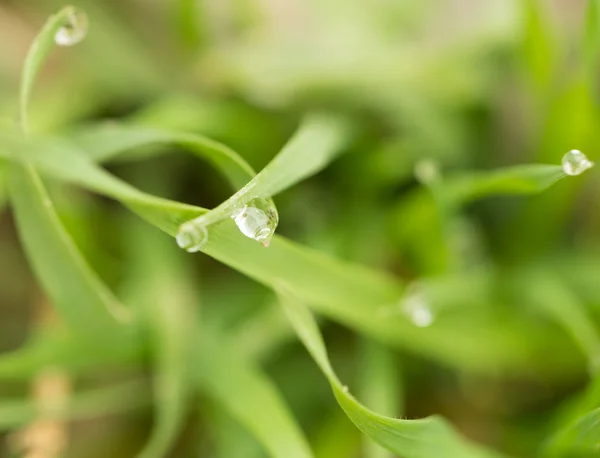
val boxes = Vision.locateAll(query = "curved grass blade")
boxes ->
[443,164,566,207]
[275,284,505,458]
[0,379,150,430]
[19,6,79,131]
[543,407,600,457]
[0,131,579,373]
[359,340,401,458]
[195,330,314,458]
[11,6,131,338]
[122,221,313,458]
[520,270,600,375]
[183,113,350,228]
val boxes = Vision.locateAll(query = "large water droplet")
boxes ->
[562,150,594,176]
[176,222,208,253]
[55,8,89,46]
[232,198,278,247]
[400,282,434,328]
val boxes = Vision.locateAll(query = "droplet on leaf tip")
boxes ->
[232,197,278,247]
[176,223,208,253]
[400,282,435,328]
[562,150,594,176]
[55,8,89,46]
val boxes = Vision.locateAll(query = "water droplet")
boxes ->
[176,222,208,253]
[342,385,349,394]
[55,8,89,46]
[414,159,441,185]
[400,282,434,328]
[562,150,594,176]
[232,198,278,247]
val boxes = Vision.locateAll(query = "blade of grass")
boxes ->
[358,340,401,458]
[275,284,505,458]
[123,221,314,458]
[10,6,131,339]
[123,220,196,458]
[0,129,581,373]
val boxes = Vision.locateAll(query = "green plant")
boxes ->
[1,2,600,457]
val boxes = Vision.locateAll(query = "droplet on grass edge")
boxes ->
[176,223,208,253]
[562,150,594,176]
[400,282,435,328]
[55,8,89,46]
[231,197,279,247]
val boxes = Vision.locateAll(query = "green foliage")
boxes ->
[0,2,600,457]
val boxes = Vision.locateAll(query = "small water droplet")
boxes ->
[562,150,594,176]
[232,198,278,247]
[176,222,208,253]
[342,385,349,394]
[400,282,434,328]
[414,159,441,185]
[55,8,89,46]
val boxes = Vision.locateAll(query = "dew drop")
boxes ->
[176,222,208,253]
[232,198,278,247]
[414,159,441,185]
[342,385,349,394]
[400,282,434,328]
[55,8,89,46]
[562,150,594,176]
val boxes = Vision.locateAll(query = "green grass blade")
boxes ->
[123,222,314,458]
[69,124,256,189]
[443,164,566,206]
[275,284,505,458]
[8,163,132,332]
[124,223,196,458]
[359,340,401,458]
[0,130,576,373]
[19,6,78,131]
[543,407,600,457]
[10,6,131,338]
[0,380,150,430]
[521,270,600,375]
[195,331,315,458]
[185,113,350,227]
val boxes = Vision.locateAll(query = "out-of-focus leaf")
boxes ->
[521,270,600,374]
[544,407,600,457]
[0,331,143,380]
[521,0,556,94]
[275,284,505,458]
[195,331,314,458]
[584,0,600,72]
[123,221,195,458]
[359,340,401,458]
[0,379,150,430]
[123,222,313,458]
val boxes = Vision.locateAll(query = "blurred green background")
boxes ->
[1,0,600,457]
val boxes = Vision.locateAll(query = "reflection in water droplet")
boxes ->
[400,282,434,328]
[232,198,278,247]
[176,223,208,253]
[562,150,594,176]
[55,8,89,46]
